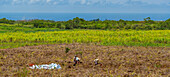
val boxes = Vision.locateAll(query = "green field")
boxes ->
[0,24,63,33]
[0,29,169,49]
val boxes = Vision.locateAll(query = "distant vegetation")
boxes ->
[0,17,170,30]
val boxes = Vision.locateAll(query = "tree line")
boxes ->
[0,17,169,30]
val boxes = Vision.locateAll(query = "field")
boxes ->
[0,44,169,76]
[0,30,170,49]
[0,29,170,76]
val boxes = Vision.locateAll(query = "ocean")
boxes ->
[0,13,170,21]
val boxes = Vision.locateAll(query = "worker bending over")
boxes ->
[73,55,80,66]
[94,59,99,65]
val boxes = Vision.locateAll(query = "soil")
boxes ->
[0,43,170,77]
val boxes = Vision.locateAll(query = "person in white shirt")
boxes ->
[73,55,80,66]
[94,59,99,65]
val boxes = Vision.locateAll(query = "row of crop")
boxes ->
[0,30,169,47]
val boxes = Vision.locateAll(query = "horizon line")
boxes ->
[0,12,170,14]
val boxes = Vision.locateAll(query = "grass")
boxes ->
[0,25,64,33]
[0,44,169,76]
[0,30,169,49]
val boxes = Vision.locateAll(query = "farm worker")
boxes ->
[73,55,80,66]
[94,59,99,65]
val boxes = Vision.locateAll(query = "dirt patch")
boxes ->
[0,44,170,77]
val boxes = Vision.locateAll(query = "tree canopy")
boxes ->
[0,17,169,30]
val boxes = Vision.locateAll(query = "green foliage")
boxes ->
[76,51,83,56]
[0,18,15,24]
[0,25,62,33]
[65,47,70,53]
[144,17,155,24]
[158,18,170,30]
[0,17,169,30]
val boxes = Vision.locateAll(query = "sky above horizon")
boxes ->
[0,0,170,13]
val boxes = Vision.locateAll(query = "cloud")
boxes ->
[81,0,86,4]
[131,0,170,5]
[68,0,170,6]
[30,0,41,3]
[0,0,170,6]
[46,0,51,3]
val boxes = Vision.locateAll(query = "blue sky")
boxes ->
[0,0,170,13]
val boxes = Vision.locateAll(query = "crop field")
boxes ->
[0,30,169,76]
[0,44,169,76]
[0,30,170,49]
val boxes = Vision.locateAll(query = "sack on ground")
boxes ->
[29,63,61,69]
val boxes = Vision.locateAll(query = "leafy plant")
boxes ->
[65,47,70,54]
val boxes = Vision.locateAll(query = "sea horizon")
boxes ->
[0,13,170,21]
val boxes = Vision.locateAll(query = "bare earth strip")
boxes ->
[0,44,170,77]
